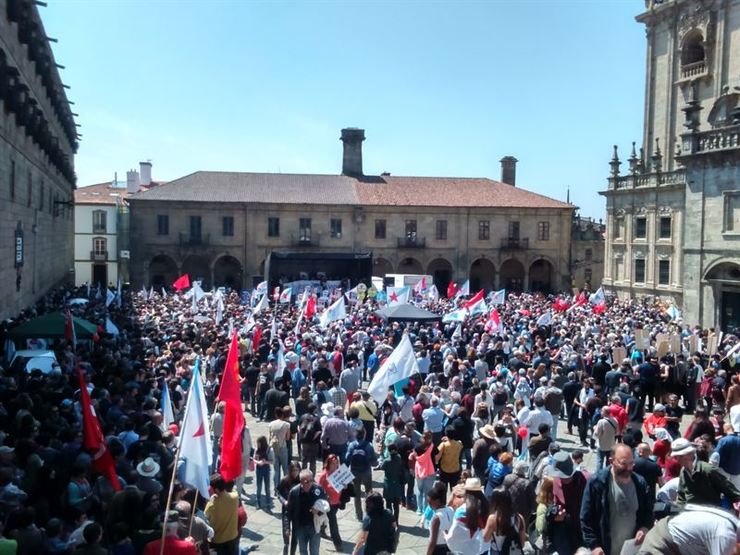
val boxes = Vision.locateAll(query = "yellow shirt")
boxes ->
[204,491,239,544]
[438,439,462,473]
[351,400,377,422]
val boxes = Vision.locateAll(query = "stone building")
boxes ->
[601,0,740,331]
[571,216,605,290]
[129,128,574,295]
[0,0,77,321]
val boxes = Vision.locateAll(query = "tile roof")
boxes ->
[129,171,572,210]
[75,181,166,205]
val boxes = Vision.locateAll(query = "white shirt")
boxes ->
[524,407,552,435]
[667,504,739,555]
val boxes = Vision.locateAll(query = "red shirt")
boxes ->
[143,536,197,555]
[643,413,666,437]
[317,469,342,506]
[608,403,628,432]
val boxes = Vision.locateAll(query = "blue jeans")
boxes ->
[273,446,289,491]
[415,475,435,515]
[294,524,321,555]
[255,465,271,506]
[596,449,610,470]
[551,413,559,441]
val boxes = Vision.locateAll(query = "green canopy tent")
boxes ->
[7,312,98,340]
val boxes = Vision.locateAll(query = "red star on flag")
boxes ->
[193,422,205,438]
[390,292,399,302]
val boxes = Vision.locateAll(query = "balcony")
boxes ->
[611,168,687,190]
[680,60,707,80]
[500,238,529,250]
[179,233,210,247]
[397,236,426,248]
[290,234,320,248]
[90,250,108,261]
[92,225,107,234]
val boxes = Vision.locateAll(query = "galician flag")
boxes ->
[178,358,212,499]
[367,334,420,403]
[589,287,605,306]
[253,291,269,315]
[279,287,292,304]
[455,280,470,298]
[319,296,347,328]
[255,280,267,296]
[443,306,468,323]
[161,382,175,431]
[536,311,552,327]
[105,289,115,308]
[387,286,410,306]
[490,289,506,305]
[105,317,119,336]
[427,284,439,301]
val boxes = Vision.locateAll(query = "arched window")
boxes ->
[681,31,705,67]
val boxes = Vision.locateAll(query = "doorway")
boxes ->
[92,264,107,288]
[721,290,740,333]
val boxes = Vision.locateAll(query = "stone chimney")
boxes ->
[341,128,365,177]
[500,156,518,186]
[126,169,140,194]
[139,161,152,186]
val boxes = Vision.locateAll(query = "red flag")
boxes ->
[64,309,76,351]
[463,289,485,309]
[593,302,606,314]
[78,367,121,491]
[173,274,190,291]
[217,332,244,481]
[447,282,457,299]
[304,295,316,319]
[574,292,587,306]
[252,325,262,350]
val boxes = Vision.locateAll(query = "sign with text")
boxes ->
[14,228,23,268]
[327,464,355,492]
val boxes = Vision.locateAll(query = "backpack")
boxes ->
[299,415,317,443]
[349,441,369,471]
[494,386,508,406]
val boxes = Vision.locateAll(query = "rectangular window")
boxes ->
[584,268,593,284]
[222,216,234,236]
[635,217,647,239]
[659,216,672,239]
[478,220,490,240]
[9,160,15,202]
[537,221,550,241]
[93,211,107,233]
[299,218,312,242]
[53,193,59,217]
[157,214,169,235]
[190,216,202,241]
[615,217,624,239]
[659,260,670,285]
[330,218,342,238]
[585,248,593,262]
[39,181,44,211]
[26,170,31,207]
[635,258,646,283]
[93,237,107,255]
[405,219,417,240]
[48,189,52,214]
[435,220,447,241]
[375,219,386,239]
[508,221,520,239]
[268,217,280,237]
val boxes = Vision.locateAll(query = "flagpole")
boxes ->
[158,357,199,555]
[187,490,199,538]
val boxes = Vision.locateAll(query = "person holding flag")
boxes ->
[218,332,245,482]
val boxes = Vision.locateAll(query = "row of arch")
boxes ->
[148,254,555,293]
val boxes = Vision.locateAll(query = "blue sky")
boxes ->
[43,1,646,219]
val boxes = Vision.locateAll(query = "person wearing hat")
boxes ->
[444,478,489,554]
[673,437,740,508]
[643,404,667,440]
[142,511,197,555]
[547,450,588,550]
[471,424,497,480]
[135,457,162,496]
[580,443,654,555]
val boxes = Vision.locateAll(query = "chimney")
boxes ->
[340,128,365,177]
[126,169,140,194]
[500,156,518,186]
[139,161,152,186]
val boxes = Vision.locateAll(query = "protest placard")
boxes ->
[328,464,355,492]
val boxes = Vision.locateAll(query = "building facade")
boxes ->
[0,0,77,321]
[129,129,574,295]
[601,0,740,331]
[571,216,605,291]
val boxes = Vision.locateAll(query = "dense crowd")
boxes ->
[0,280,739,555]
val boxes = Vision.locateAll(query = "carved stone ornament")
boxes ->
[614,250,624,260]
[657,251,673,260]
[633,250,645,259]
[677,4,712,41]
[635,206,648,215]
[615,208,627,217]
[658,206,673,215]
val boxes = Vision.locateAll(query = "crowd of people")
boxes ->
[0,279,739,555]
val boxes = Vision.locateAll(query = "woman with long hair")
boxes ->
[483,489,526,555]
[276,461,301,555]
[444,478,490,555]
[316,454,343,551]
[351,492,397,555]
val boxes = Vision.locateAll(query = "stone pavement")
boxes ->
[237,408,602,554]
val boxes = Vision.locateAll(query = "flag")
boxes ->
[589,287,605,306]
[490,289,506,305]
[427,284,439,301]
[387,286,410,306]
[463,289,485,309]
[273,287,280,302]
[666,305,681,321]
[346,285,359,301]
[179,358,212,499]
[412,277,427,295]
[593,302,606,315]
[319,297,347,328]
[485,308,503,334]
[161,382,175,431]
[78,366,121,491]
[255,281,267,296]
[217,332,244,481]
[105,317,119,336]
[574,292,587,306]
[553,298,570,312]
[105,289,115,308]
[116,279,122,308]
[95,284,102,300]
[452,324,462,339]
[161,287,167,299]
[443,307,468,323]
[64,308,76,351]
[270,314,277,340]
[148,286,155,301]
[367,335,420,403]
[140,285,147,298]
[304,294,316,320]
[253,291,268,315]
[215,295,224,326]
[173,274,190,291]
[252,325,262,350]
[467,296,488,317]
[86,282,91,298]
[536,311,552,327]
[279,287,292,304]
[455,280,470,298]
[447,282,457,299]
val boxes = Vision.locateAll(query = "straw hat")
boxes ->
[479,425,496,440]
[136,457,160,478]
[463,477,483,492]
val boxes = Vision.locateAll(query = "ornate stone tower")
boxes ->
[601,0,740,330]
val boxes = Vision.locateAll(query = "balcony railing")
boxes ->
[92,225,107,234]
[179,232,210,247]
[90,250,108,261]
[611,168,687,190]
[680,60,706,80]
[397,236,426,248]
[290,234,320,247]
[500,238,529,250]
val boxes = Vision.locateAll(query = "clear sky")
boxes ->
[42,0,647,219]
